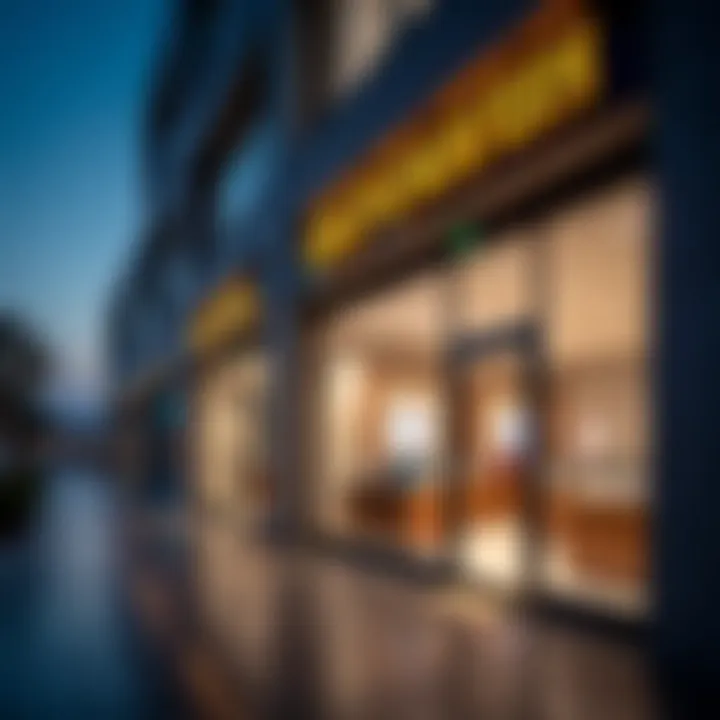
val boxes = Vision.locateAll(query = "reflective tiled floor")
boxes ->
[0,476,663,720]
[170,519,659,720]
[0,471,181,719]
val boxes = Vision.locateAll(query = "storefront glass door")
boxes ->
[452,332,537,595]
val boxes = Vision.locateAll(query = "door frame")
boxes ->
[445,318,545,601]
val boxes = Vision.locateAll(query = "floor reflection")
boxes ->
[0,470,180,719]
[187,517,657,720]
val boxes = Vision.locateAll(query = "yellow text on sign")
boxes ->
[305,19,602,270]
[189,280,259,354]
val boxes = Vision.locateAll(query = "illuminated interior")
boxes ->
[195,350,269,528]
[454,178,651,617]
[315,273,445,554]
[312,176,651,618]
[451,230,536,591]
[541,178,651,616]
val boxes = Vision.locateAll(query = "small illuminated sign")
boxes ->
[448,222,484,257]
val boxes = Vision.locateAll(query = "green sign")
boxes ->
[447,223,484,257]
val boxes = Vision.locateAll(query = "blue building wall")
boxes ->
[113,0,292,390]
[285,0,536,216]
[114,0,650,427]
[652,0,720,690]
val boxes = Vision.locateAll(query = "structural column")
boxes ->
[654,0,720,688]
[265,206,304,543]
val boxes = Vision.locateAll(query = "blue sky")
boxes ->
[0,0,167,415]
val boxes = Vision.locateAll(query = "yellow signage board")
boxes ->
[189,277,259,354]
[305,3,603,271]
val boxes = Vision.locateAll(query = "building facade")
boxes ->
[109,0,720,686]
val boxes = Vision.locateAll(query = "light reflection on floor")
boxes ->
[163,517,658,720]
[459,520,648,618]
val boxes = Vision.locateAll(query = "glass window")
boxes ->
[542,178,652,617]
[216,121,279,234]
[546,179,650,366]
[195,350,269,527]
[314,273,445,553]
[454,230,536,333]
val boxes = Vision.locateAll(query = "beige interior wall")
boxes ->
[326,272,444,354]
[454,176,652,357]
[545,177,652,507]
[550,363,648,505]
[455,229,536,331]
[317,354,368,530]
[197,370,235,513]
[195,350,268,518]
[546,177,651,366]
[552,364,648,458]
[319,352,442,532]
[539,177,653,597]
[324,356,368,488]
[317,271,444,531]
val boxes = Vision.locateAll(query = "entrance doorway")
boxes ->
[452,326,538,595]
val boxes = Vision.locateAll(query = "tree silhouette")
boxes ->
[0,312,50,450]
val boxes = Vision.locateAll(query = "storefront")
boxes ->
[298,0,651,624]
[451,176,650,620]
[188,275,271,533]
[309,271,447,557]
